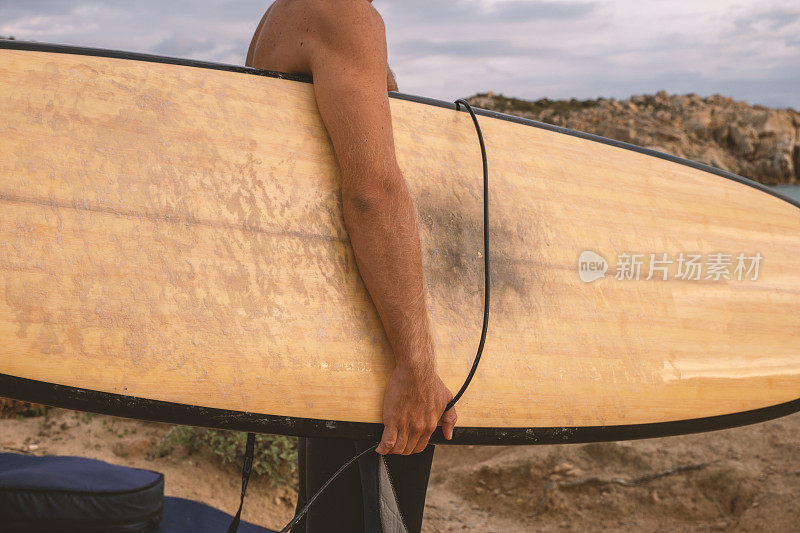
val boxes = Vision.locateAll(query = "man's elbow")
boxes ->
[341,178,407,218]
[342,185,390,216]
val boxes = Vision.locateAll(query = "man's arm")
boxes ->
[246,7,270,67]
[305,1,456,454]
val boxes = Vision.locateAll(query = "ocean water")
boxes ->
[773,185,800,203]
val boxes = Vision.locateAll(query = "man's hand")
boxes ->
[376,362,457,455]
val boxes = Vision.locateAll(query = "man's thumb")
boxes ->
[376,425,397,455]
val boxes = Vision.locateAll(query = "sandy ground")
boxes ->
[1,408,799,532]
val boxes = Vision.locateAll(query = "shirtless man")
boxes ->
[245,1,457,531]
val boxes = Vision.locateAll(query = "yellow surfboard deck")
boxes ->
[1,42,798,444]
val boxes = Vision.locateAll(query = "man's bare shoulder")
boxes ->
[294,0,383,24]
[249,0,387,76]
[292,0,386,48]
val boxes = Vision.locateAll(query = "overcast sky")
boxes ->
[1,0,798,109]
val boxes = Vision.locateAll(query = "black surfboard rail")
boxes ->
[1,40,799,444]
[2,373,800,445]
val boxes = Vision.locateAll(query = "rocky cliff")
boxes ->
[467,91,800,186]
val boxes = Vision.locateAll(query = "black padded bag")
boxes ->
[0,453,163,532]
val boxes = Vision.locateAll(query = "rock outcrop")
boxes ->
[468,91,800,186]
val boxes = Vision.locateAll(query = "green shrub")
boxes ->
[154,426,297,486]
[0,399,48,419]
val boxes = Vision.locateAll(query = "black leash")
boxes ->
[278,444,377,533]
[228,98,490,533]
[226,432,256,533]
[446,99,490,413]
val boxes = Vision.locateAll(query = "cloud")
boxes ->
[394,38,558,58]
[484,1,596,22]
[374,0,594,25]
[0,0,78,19]
[0,0,798,110]
[733,7,800,33]
[153,35,217,58]
[0,0,261,64]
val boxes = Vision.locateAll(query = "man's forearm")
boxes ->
[341,168,434,371]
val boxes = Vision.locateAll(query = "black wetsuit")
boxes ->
[292,437,435,533]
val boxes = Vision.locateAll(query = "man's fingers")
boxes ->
[411,417,437,454]
[376,425,398,455]
[403,427,424,455]
[441,407,457,440]
[411,432,432,454]
[389,429,409,455]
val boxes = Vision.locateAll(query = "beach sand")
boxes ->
[2,408,798,532]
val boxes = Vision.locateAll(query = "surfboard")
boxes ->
[1,41,799,445]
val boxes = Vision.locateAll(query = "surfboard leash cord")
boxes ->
[446,98,491,412]
[230,98,491,533]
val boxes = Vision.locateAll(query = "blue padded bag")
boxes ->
[0,453,163,533]
[159,497,275,533]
